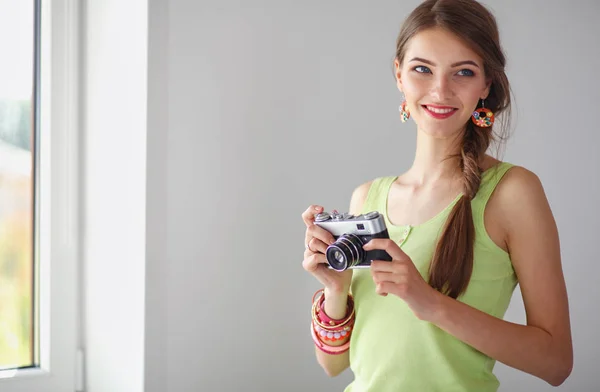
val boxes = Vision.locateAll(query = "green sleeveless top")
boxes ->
[345,162,518,392]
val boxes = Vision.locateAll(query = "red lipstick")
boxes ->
[422,104,458,120]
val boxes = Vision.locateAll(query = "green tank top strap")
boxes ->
[471,162,515,224]
[362,176,397,214]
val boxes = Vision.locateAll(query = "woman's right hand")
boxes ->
[302,205,353,294]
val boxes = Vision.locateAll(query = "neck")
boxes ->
[406,127,464,186]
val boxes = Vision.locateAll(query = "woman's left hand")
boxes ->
[364,238,443,322]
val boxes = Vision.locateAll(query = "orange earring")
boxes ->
[399,101,410,123]
[471,99,494,127]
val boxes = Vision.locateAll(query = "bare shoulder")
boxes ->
[494,165,547,209]
[491,164,554,248]
[349,180,374,215]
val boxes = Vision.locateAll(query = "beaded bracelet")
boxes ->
[312,320,353,342]
[311,322,351,355]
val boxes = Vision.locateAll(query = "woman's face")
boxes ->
[395,27,491,139]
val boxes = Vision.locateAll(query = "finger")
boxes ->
[302,252,329,273]
[375,281,393,297]
[371,259,406,273]
[306,237,329,254]
[312,264,349,292]
[363,238,407,260]
[302,205,324,227]
[306,225,335,247]
[371,270,398,284]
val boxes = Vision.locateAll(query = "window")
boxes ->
[0,0,79,390]
[0,0,36,371]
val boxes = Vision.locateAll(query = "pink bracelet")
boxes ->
[311,322,351,355]
[318,294,354,325]
[311,289,355,332]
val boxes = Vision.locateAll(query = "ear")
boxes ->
[394,58,403,92]
[481,78,492,100]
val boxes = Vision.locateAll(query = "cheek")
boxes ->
[401,80,429,114]
[462,88,484,107]
[401,74,429,96]
[456,78,488,104]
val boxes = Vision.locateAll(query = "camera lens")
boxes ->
[333,250,345,263]
[326,233,365,271]
[326,241,352,271]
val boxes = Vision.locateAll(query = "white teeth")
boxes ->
[426,106,454,114]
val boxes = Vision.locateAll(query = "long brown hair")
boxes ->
[394,0,512,299]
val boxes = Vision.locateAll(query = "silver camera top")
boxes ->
[313,210,386,237]
[315,210,380,222]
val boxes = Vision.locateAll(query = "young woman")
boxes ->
[301,1,573,391]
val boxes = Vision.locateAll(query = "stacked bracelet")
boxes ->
[310,323,351,355]
[313,322,353,342]
[310,289,355,355]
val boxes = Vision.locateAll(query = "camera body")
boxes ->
[313,210,392,271]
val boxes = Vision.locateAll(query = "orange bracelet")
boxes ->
[311,322,351,355]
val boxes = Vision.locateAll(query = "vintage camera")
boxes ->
[313,210,392,272]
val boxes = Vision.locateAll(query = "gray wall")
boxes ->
[148,0,600,391]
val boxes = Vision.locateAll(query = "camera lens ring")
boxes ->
[326,240,354,271]
[337,234,361,266]
[342,233,366,263]
[337,235,358,264]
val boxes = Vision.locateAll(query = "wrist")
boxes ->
[324,282,350,295]
[426,289,449,325]
[323,287,350,320]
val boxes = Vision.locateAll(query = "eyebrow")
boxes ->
[409,57,480,68]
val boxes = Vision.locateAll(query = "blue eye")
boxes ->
[457,69,475,76]
[414,65,431,73]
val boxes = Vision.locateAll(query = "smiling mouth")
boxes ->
[422,105,458,119]
[423,105,457,113]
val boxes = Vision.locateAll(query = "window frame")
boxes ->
[0,0,80,390]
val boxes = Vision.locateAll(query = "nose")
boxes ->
[430,74,454,102]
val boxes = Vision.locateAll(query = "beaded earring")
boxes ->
[471,99,494,127]
[399,101,410,123]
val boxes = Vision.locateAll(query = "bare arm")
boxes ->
[315,180,372,377]
[429,167,573,386]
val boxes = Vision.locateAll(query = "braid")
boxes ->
[428,122,492,299]
[461,122,489,199]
